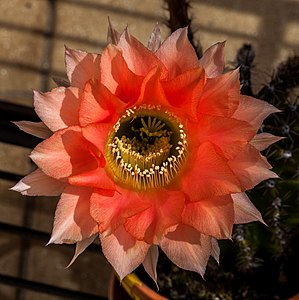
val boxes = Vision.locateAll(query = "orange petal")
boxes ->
[232,193,264,224]
[143,245,159,287]
[162,67,205,118]
[79,80,124,127]
[233,95,280,130]
[136,66,169,108]
[195,115,255,159]
[65,46,101,88]
[100,225,150,280]
[182,195,234,239]
[117,29,162,76]
[13,121,52,139]
[48,186,97,244]
[68,167,115,190]
[250,133,284,151]
[124,190,185,244]
[159,224,212,277]
[181,142,241,201]
[100,45,144,103]
[30,126,98,180]
[90,188,151,235]
[34,87,81,132]
[10,168,66,196]
[155,27,199,79]
[199,41,226,78]
[81,122,113,155]
[198,68,240,117]
[228,144,278,190]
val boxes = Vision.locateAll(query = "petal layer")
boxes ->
[124,190,185,244]
[65,47,101,88]
[155,28,199,79]
[10,168,65,196]
[34,87,81,132]
[48,186,97,244]
[228,144,278,190]
[160,225,212,277]
[100,225,150,280]
[181,142,241,201]
[199,42,225,78]
[13,121,51,139]
[182,195,234,239]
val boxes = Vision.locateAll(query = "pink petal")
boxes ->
[124,190,185,244]
[182,195,234,239]
[100,45,144,103]
[199,41,226,78]
[143,245,159,286]
[10,168,66,196]
[90,188,151,235]
[211,238,220,263]
[155,27,199,79]
[67,234,97,267]
[198,68,240,117]
[100,225,150,280]
[107,17,121,45]
[147,23,161,52]
[117,29,162,76]
[228,144,278,190]
[232,193,265,224]
[181,142,241,201]
[162,67,205,119]
[65,46,101,88]
[13,121,52,139]
[233,95,280,130]
[79,80,125,127]
[48,186,97,244]
[159,224,212,277]
[250,133,284,151]
[34,87,81,132]
[30,126,98,180]
[195,115,255,159]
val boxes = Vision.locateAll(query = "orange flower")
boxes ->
[12,23,281,282]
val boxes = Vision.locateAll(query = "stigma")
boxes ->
[105,106,188,190]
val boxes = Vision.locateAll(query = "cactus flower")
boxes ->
[12,22,280,283]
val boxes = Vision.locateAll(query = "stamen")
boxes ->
[105,106,188,190]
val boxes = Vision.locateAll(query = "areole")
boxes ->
[105,105,188,190]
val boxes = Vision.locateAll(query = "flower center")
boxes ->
[105,106,187,190]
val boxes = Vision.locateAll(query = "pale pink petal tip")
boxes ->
[251,133,285,151]
[142,245,159,288]
[232,193,266,225]
[67,234,97,268]
[211,238,220,264]
[107,17,121,45]
[200,41,226,78]
[147,23,161,52]
[13,121,52,139]
[10,168,65,196]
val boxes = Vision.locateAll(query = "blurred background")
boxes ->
[0,0,298,299]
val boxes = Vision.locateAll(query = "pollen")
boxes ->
[105,106,188,190]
